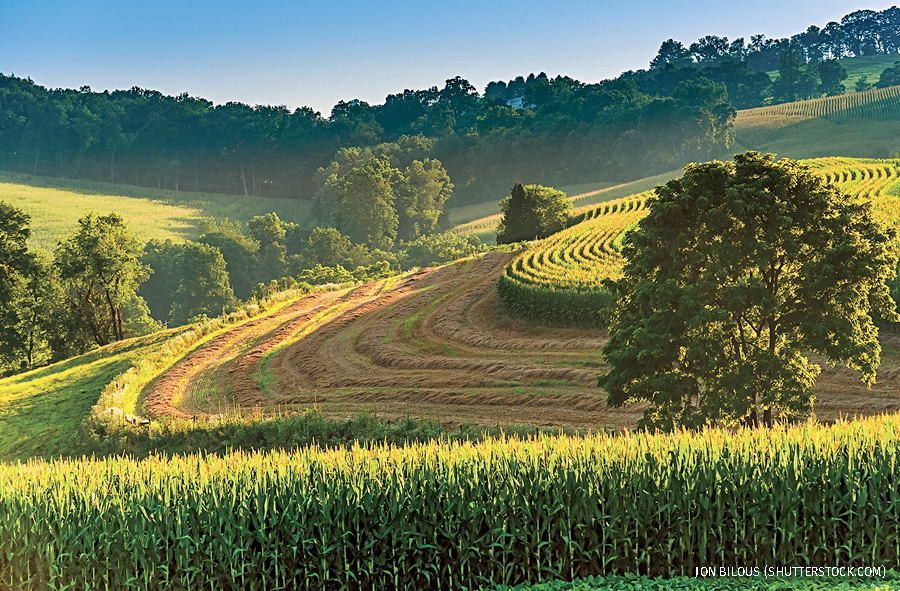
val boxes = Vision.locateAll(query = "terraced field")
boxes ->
[136,157,900,429]
[139,252,637,428]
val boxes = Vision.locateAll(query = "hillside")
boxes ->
[2,156,899,462]
[0,172,312,251]
[734,85,900,159]
[448,171,679,243]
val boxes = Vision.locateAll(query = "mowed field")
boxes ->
[130,156,900,430]
[140,252,638,429]
[0,172,312,251]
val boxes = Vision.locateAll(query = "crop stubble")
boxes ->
[142,250,900,429]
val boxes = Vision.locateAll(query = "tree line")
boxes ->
[1,8,898,209]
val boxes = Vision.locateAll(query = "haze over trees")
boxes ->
[1,8,899,211]
[599,152,900,431]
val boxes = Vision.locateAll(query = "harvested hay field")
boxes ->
[139,252,900,429]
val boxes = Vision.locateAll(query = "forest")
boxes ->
[1,8,898,206]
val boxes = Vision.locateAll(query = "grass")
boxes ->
[0,330,175,460]
[0,171,313,251]
[840,54,900,94]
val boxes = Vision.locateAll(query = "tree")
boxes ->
[816,60,848,95]
[496,183,572,244]
[773,43,819,102]
[55,212,150,348]
[0,202,44,368]
[332,157,400,250]
[397,159,454,241]
[301,227,352,268]
[139,239,183,322]
[197,219,259,300]
[650,40,691,70]
[169,243,237,325]
[599,152,900,431]
[876,61,900,89]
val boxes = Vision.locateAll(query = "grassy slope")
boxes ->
[734,85,900,160]
[0,330,178,460]
[839,54,900,93]
[0,172,313,252]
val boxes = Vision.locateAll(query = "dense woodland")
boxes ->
[1,8,899,206]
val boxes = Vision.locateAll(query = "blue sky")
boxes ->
[1,1,896,116]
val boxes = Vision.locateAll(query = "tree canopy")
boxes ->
[55,212,150,348]
[599,152,900,430]
[496,183,572,244]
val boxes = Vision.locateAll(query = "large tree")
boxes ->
[55,212,150,348]
[599,152,900,430]
[332,157,400,250]
[169,243,237,325]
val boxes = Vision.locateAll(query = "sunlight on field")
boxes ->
[0,172,313,251]
[0,332,174,459]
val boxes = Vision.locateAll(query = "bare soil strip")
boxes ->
[143,251,900,429]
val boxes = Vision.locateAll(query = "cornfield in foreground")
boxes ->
[1,416,899,590]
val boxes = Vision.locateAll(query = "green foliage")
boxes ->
[332,157,400,249]
[4,418,900,588]
[300,226,351,267]
[485,573,900,590]
[397,158,454,240]
[877,61,900,89]
[403,232,486,267]
[497,183,572,244]
[600,152,900,430]
[197,218,259,300]
[0,201,36,368]
[138,238,182,321]
[773,43,819,103]
[816,59,848,96]
[54,212,150,350]
[169,243,238,325]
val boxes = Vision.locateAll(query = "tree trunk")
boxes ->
[240,163,249,196]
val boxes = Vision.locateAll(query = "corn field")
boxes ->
[497,194,650,326]
[2,416,900,589]
[735,85,900,127]
[499,158,900,327]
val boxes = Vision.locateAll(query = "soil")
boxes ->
[140,251,900,430]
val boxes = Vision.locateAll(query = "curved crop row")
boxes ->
[735,85,900,127]
[500,158,900,327]
[498,194,650,326]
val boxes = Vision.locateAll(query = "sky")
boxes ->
[1,1,897,116]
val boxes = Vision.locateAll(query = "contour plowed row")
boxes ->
[141,288,349,417]
[164,252,628,428]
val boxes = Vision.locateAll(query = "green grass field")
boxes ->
[0,172,313,251]
[0,330,178,459]
[840,54,900,93]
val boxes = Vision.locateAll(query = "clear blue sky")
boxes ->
[1,1,896,116]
